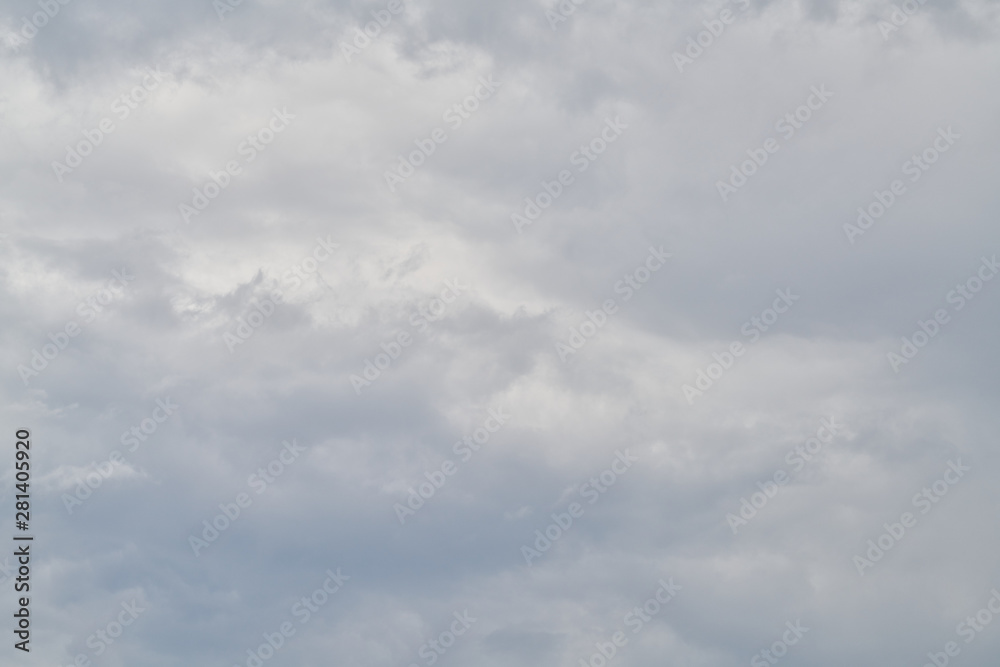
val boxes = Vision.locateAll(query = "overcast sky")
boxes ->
[2,0,1000,665]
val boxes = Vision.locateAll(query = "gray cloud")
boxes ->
[2,0,999,665]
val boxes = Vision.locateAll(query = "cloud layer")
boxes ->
[2,0,999,665]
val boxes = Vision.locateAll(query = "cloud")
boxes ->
[2,0,999,665]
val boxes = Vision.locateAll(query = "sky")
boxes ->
[1,0,999,665]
